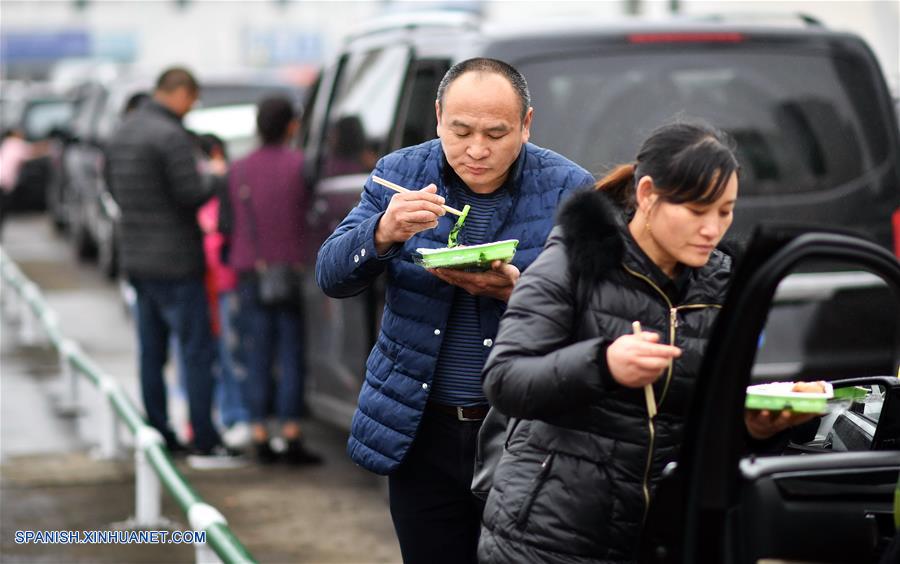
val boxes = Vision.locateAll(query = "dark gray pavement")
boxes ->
[1,214,401,563]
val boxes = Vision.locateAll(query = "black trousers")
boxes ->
[389,406,486,564]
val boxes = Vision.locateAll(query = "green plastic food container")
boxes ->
[414,239,519,270]
[744,382,834,413]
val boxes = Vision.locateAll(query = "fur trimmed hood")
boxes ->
[557,189,628,284]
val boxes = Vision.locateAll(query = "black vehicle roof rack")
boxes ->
[345,10,481,42]
[690,12,825,28]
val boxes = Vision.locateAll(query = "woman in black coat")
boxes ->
[478,122,807,563]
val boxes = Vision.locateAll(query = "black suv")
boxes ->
[299,12,900,428]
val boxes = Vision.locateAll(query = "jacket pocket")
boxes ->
[364,344,395,387]
[515,451,556,529]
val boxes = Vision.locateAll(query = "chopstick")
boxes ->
[632,321,658,418]
[371,175,464,217]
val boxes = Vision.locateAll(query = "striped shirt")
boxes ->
[430,183,507,407]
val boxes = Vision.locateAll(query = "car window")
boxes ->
[71,86,107,141]
[518,47,890,197]
[22,100,75,141]
[749,259,897,453]
[197,84,300,108]
[319,46,410,179]
[184,104,258,160]
[753,263,898,383]
[94,85,151,142]
[391,59,449,150]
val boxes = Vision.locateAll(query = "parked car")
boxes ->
[58,75,303,278]
[60,78,151,267]
[45,81,106,232]
[298,12,900,429]
[640,225,900,563]
[1,84,76,212]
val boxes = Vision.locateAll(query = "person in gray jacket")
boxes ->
[107,67,240,467]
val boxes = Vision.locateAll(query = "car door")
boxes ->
[300,44,414,427]
[302,46,453,428]
[641,225,900,564]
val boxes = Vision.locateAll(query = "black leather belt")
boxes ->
[428,402,489,422]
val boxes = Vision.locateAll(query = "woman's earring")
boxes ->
[645,221,652,234]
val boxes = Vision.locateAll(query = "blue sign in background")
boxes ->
[1,31,91,62]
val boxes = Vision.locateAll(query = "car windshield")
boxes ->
[520,47,889,198]
[197,84,299,108]
[184,104,258,159]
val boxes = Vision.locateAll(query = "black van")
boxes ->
[299,12,900,428]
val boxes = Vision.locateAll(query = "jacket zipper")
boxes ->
[515,451,555,529]
[622,265,721,523]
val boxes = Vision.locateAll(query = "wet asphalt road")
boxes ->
[0,213,401,563]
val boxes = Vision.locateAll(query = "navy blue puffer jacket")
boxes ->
[315,139,594,474]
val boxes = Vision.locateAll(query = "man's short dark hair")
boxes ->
[257,96,296,145]
[155,67,199,94]
[436,58,531,121]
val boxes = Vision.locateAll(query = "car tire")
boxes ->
[49,194,68,233]
[72,210,97,261]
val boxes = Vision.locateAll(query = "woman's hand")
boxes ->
[745,381,825,440]
[744,409,819,440]
[606,331,681,388]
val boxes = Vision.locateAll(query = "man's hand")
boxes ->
[606,331,681,388]
[374,184,446,255]
[429,260,520,302]
[744,409,819,440]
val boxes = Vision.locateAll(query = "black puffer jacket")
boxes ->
[478,190,732,563]
[107,101,213,279]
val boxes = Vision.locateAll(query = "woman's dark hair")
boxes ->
[596,121,739,212]
[257,96,296,145]
[198,132,228,161]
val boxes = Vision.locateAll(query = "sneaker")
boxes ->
[254,440,279,465]
[282,439,323,466]
[187,444,247,470]
[165,441,190,459]
[270,435,287,454]
[222,422,252,449]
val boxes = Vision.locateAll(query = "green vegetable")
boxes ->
[447,204,470,248]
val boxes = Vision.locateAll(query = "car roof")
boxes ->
[341,11,864,56]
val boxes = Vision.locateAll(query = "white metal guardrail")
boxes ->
[0,247,255,564]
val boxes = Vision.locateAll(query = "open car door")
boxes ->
[641,226,900,564]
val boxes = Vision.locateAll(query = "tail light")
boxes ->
[628,32,745,44]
